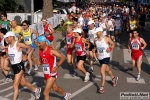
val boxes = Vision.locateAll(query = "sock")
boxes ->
[90,66,93,70]
[34,88,38,93]
[6,75,11,78]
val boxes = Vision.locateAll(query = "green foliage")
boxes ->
[0,0,20,12]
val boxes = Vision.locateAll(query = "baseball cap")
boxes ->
[73,28,82,34]
[88,20,95,25]
[37,35,51,45]
[95,27,103,33]
[4,31,15,38]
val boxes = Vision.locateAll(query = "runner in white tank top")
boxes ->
[107,14,116,41]
[4,31,41,100]
[99,16,110,36]
[94,27,118,94]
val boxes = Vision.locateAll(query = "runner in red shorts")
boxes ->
[128,29,147,81]
[64,24,77,76]
[42,18,55,49]
[37,36,71,100]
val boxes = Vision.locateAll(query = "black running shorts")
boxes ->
[11,62,25,74]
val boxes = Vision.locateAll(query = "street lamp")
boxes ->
[31,0,34,24]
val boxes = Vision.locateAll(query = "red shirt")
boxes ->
[130,37,142,53]
[39,47,57,76]
[74,37,86,56]
[44,24,54,42]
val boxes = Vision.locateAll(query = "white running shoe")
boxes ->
[34,87,41,99]
[84,72,90,82]
[64,93,71,100]
[3,77,13,82]
[34,65,39,71]
[28,69,32,75]
[136,74,140,81]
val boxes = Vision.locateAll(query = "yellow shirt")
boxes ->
[11,26,21,40]
[129,20,137,30]
[22,29,32,45]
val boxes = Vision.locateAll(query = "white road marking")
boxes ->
[0,96,10,100]
[70,82,94,98]
[4,82,36,98]
[63,74,80,79]
[127,77,145,84]
[35,72,44,77]
[95,75,112,81]
[123,49,131,63]
[143,50,150,64]
[0,86,13,94]
[0,82,12,86]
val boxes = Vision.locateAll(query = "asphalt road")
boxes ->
[0,24,150,100]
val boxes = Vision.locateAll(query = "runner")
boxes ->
[94,27,118,93]
[11,20,22,41]
[127,15,138,38]
[122,11,128,30]
[21,20,39,74]
[107,14,116,41]
[138,11,146,36]
[42,18,55,49]
[0,12,11,31]
[0,28,12,82]
[65,24,77,76]
[4,31,41,100]
[70,28,90,82]
[37,35,71,100]
[128,29,147,81]
[115,15,122,41]
[87,20,98,72]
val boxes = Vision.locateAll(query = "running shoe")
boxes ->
[72,71,77,77]
[99,87,105,93]
[84,72,90,82]
[88,67,93,73]
[34,87,41,99]
[3,77,13,82]
[112,77,118,87]
[34,65,39,71]
[28,69,32,75]
[93,59,99,64]
[64,93,71,100]
[136,74,140,81]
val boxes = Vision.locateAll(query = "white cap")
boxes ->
[116,15,120,17]
[95,27,103,33]
[88,20,95,25]
[73,28,82,34]
[4,31,15,38]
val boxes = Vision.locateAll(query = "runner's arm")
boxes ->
[51,49,65,68]
[140,38,147,50]
[48,24,54,33]
[107,37,115,49]
[105,22,110,30]
[31,29,39,39]
[17,42,32,55]
[128,38,131,52]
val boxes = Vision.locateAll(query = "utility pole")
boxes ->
[31,0,34,24]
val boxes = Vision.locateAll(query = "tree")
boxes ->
[43,0,53,19]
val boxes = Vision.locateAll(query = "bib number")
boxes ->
[130,24,135,28]
[42,64,50,74]
[132,44,139,50]
[2,24,7,29]
[24,36,31,44]
[75,44,82,51]
[66,37,71,44]
[97,47,104,56]
[8,54,15,63]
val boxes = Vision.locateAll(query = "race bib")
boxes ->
[89,34,94,40]
[42,64,50,74]
[97,47,105,56]
[130,24,135,28]
[75,44,82,51]
[132,43,139,50]
[109,25,112,28]
[2,24,7,29]
[66,37,71,44]
[24,36,32,44]
[8,54,15,63]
